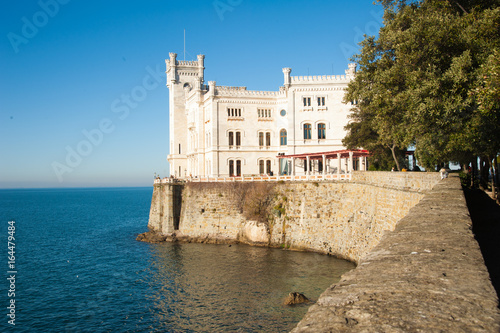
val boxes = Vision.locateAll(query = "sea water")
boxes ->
[0,187,354,332]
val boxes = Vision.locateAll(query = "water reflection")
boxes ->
[144,243,354,332]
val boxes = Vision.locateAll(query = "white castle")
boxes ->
[165,53,367,179]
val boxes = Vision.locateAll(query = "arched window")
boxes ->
[259,160,265,174]
[228,131,234,146]
[259,132,264,147]
[266,160,272,174]
[229,160,234,176]
[236,160,241,176]
[303,123,311,140]
[280,129,287,146]
[266,132,271,147]
[318,123,326,139]
[236,131,241,147]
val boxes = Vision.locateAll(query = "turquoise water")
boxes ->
[0,187,354,332]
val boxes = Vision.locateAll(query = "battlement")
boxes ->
[176,60,199,67]
[291,74,348,83]
[166,53,205,85]
[215,85,283,97]
[287,63,356,85]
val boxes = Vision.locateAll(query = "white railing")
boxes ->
[154,173,351,184]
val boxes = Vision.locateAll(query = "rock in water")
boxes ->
[283,292,309,305]
[136,231,166,243]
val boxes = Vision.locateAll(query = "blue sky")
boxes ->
[0,0,383,188]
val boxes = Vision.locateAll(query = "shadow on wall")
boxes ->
[465,188,500,300]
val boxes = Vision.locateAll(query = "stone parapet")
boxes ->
[351,171,441,192]
[291,175,500,332]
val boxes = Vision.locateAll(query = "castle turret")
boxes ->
[283,67,292,88]
[346,63,357,78]
[166,53,206,177]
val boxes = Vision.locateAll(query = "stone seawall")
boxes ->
[145,172,500,330]
[147,172,440,263]
[292,175,500,332]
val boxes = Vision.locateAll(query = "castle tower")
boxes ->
[165,53,205,177]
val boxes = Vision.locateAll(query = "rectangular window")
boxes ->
[259,132,264,147]
[236,131,241,146]
[303,97,311,107]
[257,108,272,118]
[228,108,242,117]
[229,160,234,176]
[266,132,271,147]
[229,132,234,146]
[317,97,325,106]
[259,160,264,174]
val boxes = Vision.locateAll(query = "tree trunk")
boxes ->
[480,157,490,190]
[472,156,478,188]
[495,156,499,195]
[389,144,400,171]
[490,155,499,203]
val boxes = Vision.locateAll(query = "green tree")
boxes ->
[344,0,500,174]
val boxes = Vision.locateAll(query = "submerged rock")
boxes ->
[136,231,167,243]
[283,292,309,305]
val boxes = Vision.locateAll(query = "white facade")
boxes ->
[166,53,357,178]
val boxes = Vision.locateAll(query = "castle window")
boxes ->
[227,107,242,118]
[266,132,271,147]
[259,160,265,174]
[229,131,241,147]
[236,131,241,147]
[303,97,311,107]
[229,160,234,176]
[317,97,325,106]
[259,132,264,147]
[280,129,287,146]
[303,123,311,140]
[318,123,326,140]
[258,108,272,119]
[236,160,241,176]
[266,160,272,174]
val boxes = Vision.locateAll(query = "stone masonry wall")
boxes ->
[146,173,500,331]
[269,182,424,262]
[148,183,183,234]
[177,182,246,241]
[351,170,441,191]
[148,172,442,262]
[291,175,500,332]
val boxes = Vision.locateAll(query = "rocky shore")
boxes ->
[137,230,240,245]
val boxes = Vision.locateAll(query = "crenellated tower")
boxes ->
[165,53,205,177]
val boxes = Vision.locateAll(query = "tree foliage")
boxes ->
[343,0,500,171]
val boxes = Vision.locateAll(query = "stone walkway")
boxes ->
[292,175,500,332]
